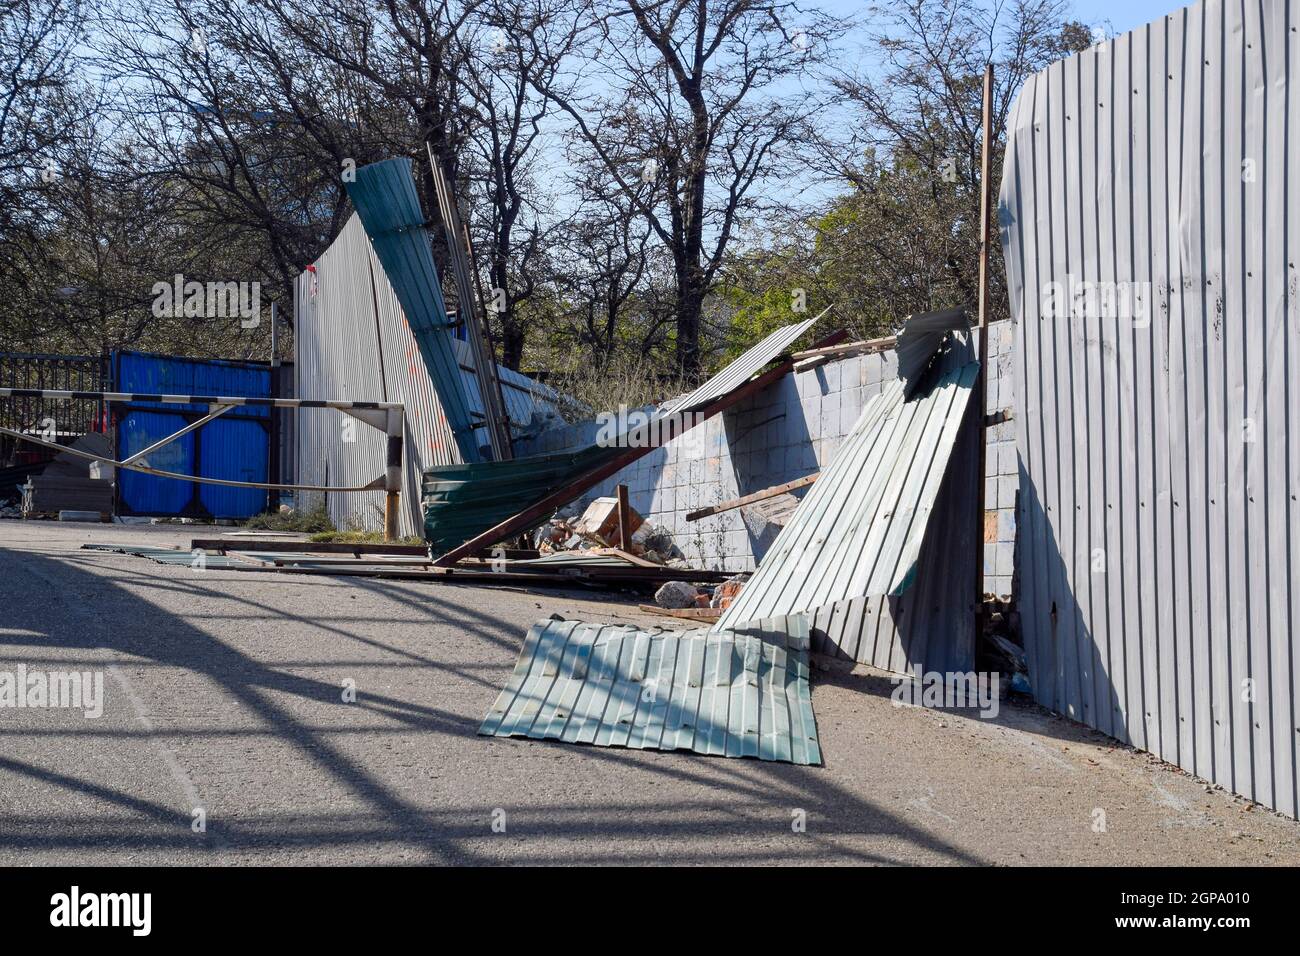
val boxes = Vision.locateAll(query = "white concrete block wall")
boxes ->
[520,348,899,571]
[983,319,1017,600]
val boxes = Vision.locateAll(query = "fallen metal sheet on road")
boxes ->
[480,614,820,764]
[80,543,251,571]
[81,541,732,590]
[717,335,979,630]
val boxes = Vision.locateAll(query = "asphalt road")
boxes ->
[1,519,1298,865]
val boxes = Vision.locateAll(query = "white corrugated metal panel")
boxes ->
[660,314,820,417]
[717,339,979,632]
[295,214,564,537]
[293,219,393,531]
[451,338,564,435]
[807,380,982,677]
[1001,0,1300,817]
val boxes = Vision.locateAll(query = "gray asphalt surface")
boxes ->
[1,519,1298,866]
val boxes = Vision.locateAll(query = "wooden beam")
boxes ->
[616,484,631,549]
[638,605,722,622]
[685,472,819,522]
[791,335,897,373]
[433,328,850,566]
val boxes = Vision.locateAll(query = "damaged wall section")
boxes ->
[522,324,1013,678]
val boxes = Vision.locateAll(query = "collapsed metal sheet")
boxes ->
[717,339,979,630]
[80,543,250,570]
[345,158,481,463]
[424,316,826,556]
[895,308,969,395]
[480,614,820,764]
[659,313,820,418]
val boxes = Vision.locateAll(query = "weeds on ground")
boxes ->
[539,348,690,423]
[242,503,334,534]
[308,529,424,546]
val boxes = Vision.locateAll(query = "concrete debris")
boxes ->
[22,475,113,518]
[573,495,644,546]
[709,576,747,610]
[654,580,699,609]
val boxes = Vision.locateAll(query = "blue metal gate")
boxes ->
[112,352,272,519]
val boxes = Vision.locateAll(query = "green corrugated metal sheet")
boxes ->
[480,614,820,764]
[422,444,620,555]
[80,543,250,570]
[344,158,481,462]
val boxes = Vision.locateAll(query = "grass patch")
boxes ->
[308,529,425,546]
[242,504,335,534]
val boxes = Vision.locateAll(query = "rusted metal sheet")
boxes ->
[481,614,820,764]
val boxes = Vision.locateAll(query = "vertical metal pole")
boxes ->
[975,64,995,618]
[425,142,513,460]
[384,406,404,542]
[268,301,281,513]
[616,483,631,551]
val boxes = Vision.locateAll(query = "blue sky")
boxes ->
[1069,0,1192,34]
[818,0,1192,38]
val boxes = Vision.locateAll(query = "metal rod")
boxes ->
[1,427,387,494]
[269,300,281,512]
[0,387,404,411]
[119,404,234,466]
[975,63,995,612]
[425,142,513,460]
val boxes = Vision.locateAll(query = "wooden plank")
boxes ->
[685,473,819,522]
[190,539,427,556]
[791,335,897,373]
[637,605,721,622]
[433,328,850,566]
[615,484,631,549]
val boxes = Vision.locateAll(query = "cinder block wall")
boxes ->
[520,321,1016,586]
[983,320,1017,600]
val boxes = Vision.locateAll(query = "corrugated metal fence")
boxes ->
[1001,0,1300,817]
[296,214,563,537]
